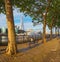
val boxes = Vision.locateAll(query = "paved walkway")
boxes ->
[43,38,60,62]
[0,38,60,62]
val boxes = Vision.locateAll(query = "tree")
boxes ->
[0,0,60,52]
[5,0,17,55]
[14,0,51,44]
[47,0,60,37]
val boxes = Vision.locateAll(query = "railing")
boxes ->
[0,34,8,43]
[0,33,57,45]
[0,34,42,44]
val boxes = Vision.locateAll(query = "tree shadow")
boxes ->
[17,41,43,53]
[0,48,6,54]
[46,35,58,42]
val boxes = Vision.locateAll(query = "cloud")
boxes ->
[0,8,50,33]
[0,8,32,27]
[15,22,43,32]
[13,8,32,24]
[0,14,7,28]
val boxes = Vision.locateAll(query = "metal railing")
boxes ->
[0,34,42,44]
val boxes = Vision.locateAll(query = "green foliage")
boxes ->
[0,0,60,28]
[0,0,5,13]
[46,0,60,29]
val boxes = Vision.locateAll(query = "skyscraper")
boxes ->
[20,15,24,30]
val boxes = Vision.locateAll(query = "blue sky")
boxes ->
[0,8,51,33]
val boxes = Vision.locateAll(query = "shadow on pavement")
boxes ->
[18,42,43,53]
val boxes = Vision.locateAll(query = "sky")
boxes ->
[0,8,51,33]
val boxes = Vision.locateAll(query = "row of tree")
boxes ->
[15,0,60,42]
[0,0,60,55]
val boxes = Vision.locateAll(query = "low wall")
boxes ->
[0,34,42,44]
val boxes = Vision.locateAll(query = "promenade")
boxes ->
[0,37,60,62]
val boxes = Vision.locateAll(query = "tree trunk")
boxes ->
[50,26,52,40]
[42,0,51,44]
[50,20,53,40]
[43,15,46,44]
[5,0,17,55]
[58,28,59,36]
[55,27,57,37]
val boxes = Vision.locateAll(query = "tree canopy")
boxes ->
[0,0,60,28]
